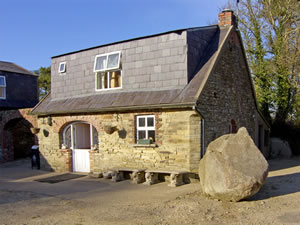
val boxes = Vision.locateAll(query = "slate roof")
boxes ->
[0,61,37,76]
[32,26,231,115]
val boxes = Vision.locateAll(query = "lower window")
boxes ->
[96,70,121,90]
[0,87,6,99]
[136,115,155,142]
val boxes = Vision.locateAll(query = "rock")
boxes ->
[270,138,292,158]
[199,127,269,202]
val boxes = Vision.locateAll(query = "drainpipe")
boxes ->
[192,105,205,158]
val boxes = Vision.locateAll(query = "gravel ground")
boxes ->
[0,157,300,225]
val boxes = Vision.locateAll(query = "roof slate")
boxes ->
[32,26,231,115]
[0,61,37,76]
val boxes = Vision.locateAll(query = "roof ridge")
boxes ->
[11,62,37,76]
[0,61,38,76]
[52,25,219,59]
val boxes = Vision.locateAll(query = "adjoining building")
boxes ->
[0,61,38,162]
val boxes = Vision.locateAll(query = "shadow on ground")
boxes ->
[0,158,147,205]
[249,172,300,200]
[268,156,300,171]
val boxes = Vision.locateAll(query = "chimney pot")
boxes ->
[218,9,237,27]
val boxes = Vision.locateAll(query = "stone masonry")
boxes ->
[37,109,201,173]
[196,29,269,153]
[0,108,38,162]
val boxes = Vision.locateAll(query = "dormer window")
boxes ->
[0,76,6,99]
[58,62,66,73]
[94,51,121,90]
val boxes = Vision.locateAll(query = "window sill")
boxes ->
[95,87,123,92]
[132,144,158,148]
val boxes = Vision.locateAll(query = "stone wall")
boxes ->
[51,31,187,99]
[37,109,202,173]
[196,30,258,151]
[0,108,38,162]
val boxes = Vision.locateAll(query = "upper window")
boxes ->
[94,51,122,90]
[0,76,6,99]
[58,62,66,73]
[94,52,120,72]
[136,115,155,143]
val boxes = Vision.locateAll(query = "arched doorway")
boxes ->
[3,118,35,160]
[62,121,98,172]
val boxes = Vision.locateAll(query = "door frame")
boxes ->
[63,122,94,172]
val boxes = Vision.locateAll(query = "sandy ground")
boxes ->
[0,157,300,225]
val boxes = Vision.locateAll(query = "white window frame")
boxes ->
[94,51,121,72]
[58,62,66,73]
[0,76,6,99]
[94,51,122,91]
[136,115,155,141]
[95,70,123,91]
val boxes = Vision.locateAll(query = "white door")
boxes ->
[72,123,91,173]
[72,149,90,172]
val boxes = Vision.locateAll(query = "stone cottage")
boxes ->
[32,10,269,175]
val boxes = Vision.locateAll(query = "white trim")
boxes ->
[0,76,6,99]
[94,51,121,72]
[71,124,74,149]
[136,115,155,141]
[58,62,66,73]
[90,123,93,147]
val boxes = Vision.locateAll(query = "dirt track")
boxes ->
[0,157,300,224]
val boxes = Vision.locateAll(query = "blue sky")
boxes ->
[1,0,230,71]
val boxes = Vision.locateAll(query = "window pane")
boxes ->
[59,63,65,72]
[107,53,120,69]
[95,55,107,71]
[96,73,101,89]
[64,126,72,149]
[0,87,5,98]
[148,131,155,142]
[138,117,145,127]
[147,117,154,127]
[0,77,5,86]
[97,72,108,89]
[109,70,121,88]
[92,126,99,146]
[138,130,146,140]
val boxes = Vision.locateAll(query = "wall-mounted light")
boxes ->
[114,113,120,122]
[47,116,52,126]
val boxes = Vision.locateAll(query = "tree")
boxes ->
[35,66,51,99]
[223,0,300,125]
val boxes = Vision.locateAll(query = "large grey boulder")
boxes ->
[199,127,269,202]
[270,137,292,158]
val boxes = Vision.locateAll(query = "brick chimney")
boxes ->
[218,9,237,27]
